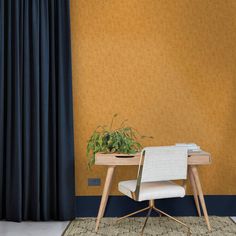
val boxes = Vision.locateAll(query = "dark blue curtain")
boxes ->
[0,0,75,221]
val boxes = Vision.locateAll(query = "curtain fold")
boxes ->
[0,0,75,221]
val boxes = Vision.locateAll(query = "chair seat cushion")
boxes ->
[118,180,185,201]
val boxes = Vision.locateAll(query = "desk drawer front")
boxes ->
[95,153,211,166]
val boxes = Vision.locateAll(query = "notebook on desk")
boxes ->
[175,143,201,152]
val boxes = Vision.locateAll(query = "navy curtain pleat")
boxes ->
[0,0,75,221]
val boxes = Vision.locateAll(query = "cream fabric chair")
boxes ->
[117,146,191,235]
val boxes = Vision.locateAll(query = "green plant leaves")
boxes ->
[86,115,152,169]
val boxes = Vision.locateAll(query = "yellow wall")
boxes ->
[70,0,236,196]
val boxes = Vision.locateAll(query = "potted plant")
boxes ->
[86,114,153,168]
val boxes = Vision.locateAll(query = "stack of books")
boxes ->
[175,143,201,152]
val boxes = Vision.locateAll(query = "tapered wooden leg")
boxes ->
[190,166,211,231]
[188,168,201,216]
[95,166,115,232]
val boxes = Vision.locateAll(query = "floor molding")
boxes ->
[76,195,236,217]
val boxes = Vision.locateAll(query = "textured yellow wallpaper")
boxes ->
[70,0,236,196]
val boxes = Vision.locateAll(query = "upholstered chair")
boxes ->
[117,146,191,235]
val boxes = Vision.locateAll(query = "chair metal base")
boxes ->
[116,200,191,235]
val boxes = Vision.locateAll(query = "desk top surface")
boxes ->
[95,150,211,166]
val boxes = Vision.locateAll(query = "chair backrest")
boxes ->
[139,146,188,183]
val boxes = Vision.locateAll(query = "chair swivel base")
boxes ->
[116,200,191,235]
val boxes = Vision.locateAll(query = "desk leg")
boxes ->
[95,166,115,232]
[190,166,211,231]
[188,168,201,217]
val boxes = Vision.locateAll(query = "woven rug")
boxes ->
[63,217,236,236]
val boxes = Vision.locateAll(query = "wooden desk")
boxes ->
[95,151,212,232]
